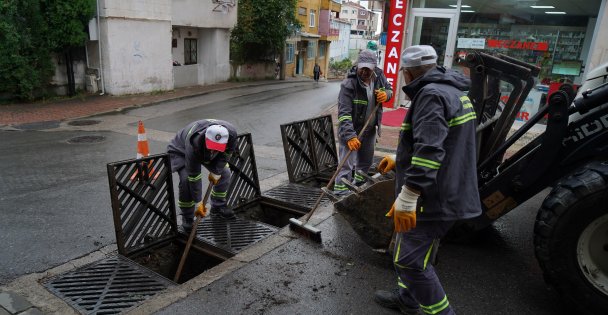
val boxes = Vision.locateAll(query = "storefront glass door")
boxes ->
[407,9,458,68]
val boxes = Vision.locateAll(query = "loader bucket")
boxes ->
[334,178,395,249]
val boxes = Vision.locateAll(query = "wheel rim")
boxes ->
[577,213,608,295]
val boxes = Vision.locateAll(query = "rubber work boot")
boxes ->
[213,207,236,219]
[374,290,422,315]
[181,217,194,233]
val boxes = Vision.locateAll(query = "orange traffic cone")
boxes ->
[131,121,157,180]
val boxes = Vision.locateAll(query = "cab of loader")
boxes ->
[337,52,608,314]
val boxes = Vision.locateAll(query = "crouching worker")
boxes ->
[167,119,238,231]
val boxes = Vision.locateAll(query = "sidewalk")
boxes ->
[0,79,308,126]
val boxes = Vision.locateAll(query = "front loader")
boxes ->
[458,52,608,314]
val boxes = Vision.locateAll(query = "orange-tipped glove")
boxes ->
[377,154,396,174]
[385,186,420,233]
[375,90,388,103]
[347,137,361,151]
[208,173,221,185]
[194,202,208,218]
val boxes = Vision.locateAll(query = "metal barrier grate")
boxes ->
[226,133,262,209]
[195,216,277,255]
[310,115,338,174]
[44,256,174,315]
[107,154,178,256]
[281,115,337,184]
[262,183,329,211]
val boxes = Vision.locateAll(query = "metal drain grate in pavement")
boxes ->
[44,256,174,315]
[195,216,278,255]
[68,119,102,126]
[67,135,106,144]
[263,183,329,211]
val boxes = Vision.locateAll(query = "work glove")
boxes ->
[347,137,361,151]
[208,173,221,185]
[385,186,420,233]
[194,202,208,218]
[377,154,396,174]
[375,90,388,103]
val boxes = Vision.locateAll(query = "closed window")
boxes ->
[184,38,197,65]
[309,10,316,27]
[286,43,295,64]
[298,7,306,16]
[307,41,316,59]
[319,41,325,57]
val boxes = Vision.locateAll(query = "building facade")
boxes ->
[86,0,237,96]
[285,0,342,78]
[329,19,352,61]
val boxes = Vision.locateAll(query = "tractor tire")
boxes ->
[534,161,608,315]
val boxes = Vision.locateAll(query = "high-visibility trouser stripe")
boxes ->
[178,200,195,208]
[339,115,352,122]
[354,173,364,181]
[447,111,477,127]
[333,183,348,191]
[393,238,414,269]
[411,157,441,170]
[397,277,408,289]
[211,190,227,198]
[353,100,368,105]
[401,123,411,131]
[420,295,450,314]
[188,173,202,182]
[423,241,434,270]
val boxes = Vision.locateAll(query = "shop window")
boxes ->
[184,38,197,65]
[286,43,295,64]
[307,41,316,59]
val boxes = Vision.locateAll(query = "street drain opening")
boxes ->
[67,135,106,144]
[131,241,223,284]
[68,119,101,126]
[238,202,296,228]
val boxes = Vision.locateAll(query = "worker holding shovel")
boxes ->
[374,45,481,315]
[167,119,239,232]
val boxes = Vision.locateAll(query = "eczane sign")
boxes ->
[382,0,408,108]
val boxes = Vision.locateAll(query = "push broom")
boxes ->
[174,181,213,282]
[289,99,384,243]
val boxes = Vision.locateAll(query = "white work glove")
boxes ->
[208,173,221,185]
[386,186,420,233]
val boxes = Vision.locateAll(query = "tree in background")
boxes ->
[0,0,94,101]
[43,0,95,97]
[0,0,54,101]
[230,0,300,66]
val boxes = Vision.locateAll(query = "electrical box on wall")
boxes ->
[88,18,98,41]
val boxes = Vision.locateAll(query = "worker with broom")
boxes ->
[167,119,239,231]
[333,49,393,196]
[373,45,481,314]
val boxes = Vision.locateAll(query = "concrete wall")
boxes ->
[172,0,237,28]
[233,62,275,79]
[100,0,173,95]
[330,20,351,61]
[173,64,198,87]
[49,54,87,95]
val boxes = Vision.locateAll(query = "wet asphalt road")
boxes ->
[0,80,571,314]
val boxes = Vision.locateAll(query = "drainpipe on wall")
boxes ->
[96,0,105,95]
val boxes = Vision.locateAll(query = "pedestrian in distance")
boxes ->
[167,119,239,232]
[333,49,393,195]
[313,63,322,83]
[373,45,482,315]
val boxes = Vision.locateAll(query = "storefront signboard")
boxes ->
[457,38,485,49]
[487,39,549,51]
[382,0,408,108]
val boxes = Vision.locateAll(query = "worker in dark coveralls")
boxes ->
[374,45,482,315]
[333,49,393,195]
[167,119,238,231]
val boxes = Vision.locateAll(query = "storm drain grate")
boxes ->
[195,216,278,255]
[263,183,329,211]
[68,119,102,126]
[44,256,174,315]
